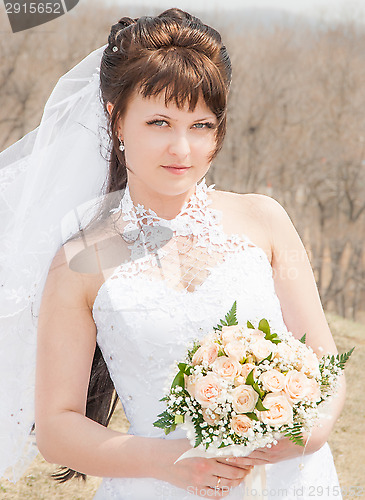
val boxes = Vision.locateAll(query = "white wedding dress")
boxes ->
[92,178,341,499]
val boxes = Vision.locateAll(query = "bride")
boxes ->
[0,8,345,499]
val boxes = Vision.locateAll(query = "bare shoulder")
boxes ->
[209,189,287,263]
[48,226,110,312]
[212,189,284,215]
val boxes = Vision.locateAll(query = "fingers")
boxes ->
[216,457,268,471]
[222,456,270,467]
[215,457,254,469]
[212,461,250,481]
[205,479,242,498]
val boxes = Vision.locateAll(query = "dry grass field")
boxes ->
[0,313,363,499]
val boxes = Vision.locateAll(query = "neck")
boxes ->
[126,177,198,220]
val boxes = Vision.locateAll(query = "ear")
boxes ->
[106,102,114,116]
[107,102,124,139]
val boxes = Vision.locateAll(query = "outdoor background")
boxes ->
[0,0,364,498]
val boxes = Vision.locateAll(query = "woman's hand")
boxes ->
[156,438,255,498]
[216,437,307,470]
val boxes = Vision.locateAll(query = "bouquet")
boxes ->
[153,301,354,460]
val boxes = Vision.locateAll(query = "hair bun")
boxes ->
[117,16,138,28]
[109,17,138,52]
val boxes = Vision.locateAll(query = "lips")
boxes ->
[161,165,191,175]
[162,164,190,169]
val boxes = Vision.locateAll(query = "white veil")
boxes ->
[0,43,111,481]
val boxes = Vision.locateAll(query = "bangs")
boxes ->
[136,48,227,118]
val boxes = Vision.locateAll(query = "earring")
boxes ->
[118,136,125,152]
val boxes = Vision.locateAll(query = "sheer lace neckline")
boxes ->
[110,177,216,233]
[126,177,212,220]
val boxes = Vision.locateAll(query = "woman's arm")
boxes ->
[220,194,346,467]
[35,244,251,494]
[267,194,346,453]
[35,243,161,478]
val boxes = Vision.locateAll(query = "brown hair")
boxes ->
[53,7,231,482]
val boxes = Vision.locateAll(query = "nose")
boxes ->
[168,133,191,158]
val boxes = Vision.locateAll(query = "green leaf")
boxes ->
[192,416,204,448]
[214,302,238,330]
[335,347,355,369]
[255,398,268,411]
[178,362,193,375]
[252,381,265,399]
[225,301,238,326]
[171,370,185,390]
[153,410,175,431]
[245,368,255,386]
[264,332,281,345]
[258,352,272,365]
[247,321,255,329]
[258,319,270,335]
[174,414,184,424]
[245,412,259,421]
[165,423,176,435]
[282,424,305,446]
[299,334,306,344]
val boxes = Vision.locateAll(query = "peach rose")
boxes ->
[212,356,241,380]
[201,331,219,345]
[231,385,259,413]
[240,363,257,382]
[258,393,293,426]
[302,351,321,378]
[202,408,221,425]
[192,342,219,366]
[259,369,286,392]
[250,328,266,340]
[251,338,275,362]
[221,325,243,346]
[306,378,321,403]
[274,341,296,363]
[230,415,253,436]
[284,370,309,403]
[194,374,222,408]
[224,341,246,362]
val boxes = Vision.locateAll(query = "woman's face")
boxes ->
[108,91,218,208]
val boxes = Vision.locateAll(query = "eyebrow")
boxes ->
[147,113,217,122]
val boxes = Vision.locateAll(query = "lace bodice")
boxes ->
[91,179,341,499]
